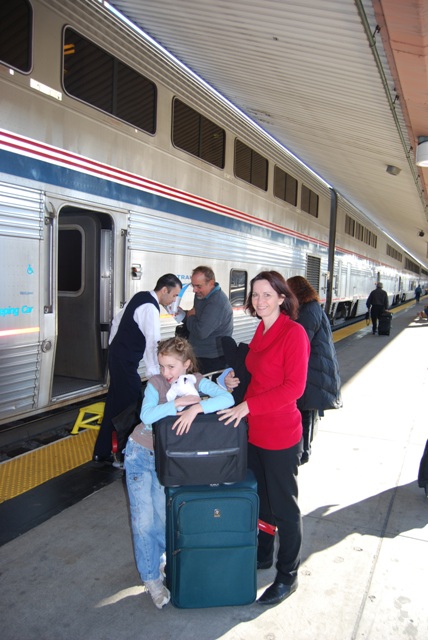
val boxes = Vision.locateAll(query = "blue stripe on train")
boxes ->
[0,148,320,251]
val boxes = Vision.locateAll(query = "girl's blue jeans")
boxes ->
[125,438,166,582]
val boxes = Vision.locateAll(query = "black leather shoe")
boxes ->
[257,560,273,570]
[92,454,114,465]
[257,579,298,605]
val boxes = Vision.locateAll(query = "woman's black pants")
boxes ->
[248,440,302,584]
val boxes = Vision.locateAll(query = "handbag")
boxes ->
[153,412,248,486]
[111,397,142,452]
[175,320,190,339]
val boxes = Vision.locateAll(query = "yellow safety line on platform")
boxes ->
[0,429,97,503]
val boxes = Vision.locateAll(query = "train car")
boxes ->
[0,0,426,426]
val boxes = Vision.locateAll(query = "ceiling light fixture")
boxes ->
[386,165,401,176]
[416,137,428,167]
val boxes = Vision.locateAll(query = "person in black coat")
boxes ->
[366,282,389,335]
[287,276,342,464]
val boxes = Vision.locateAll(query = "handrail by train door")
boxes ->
[44,204,55,315]
[120,228,128,308]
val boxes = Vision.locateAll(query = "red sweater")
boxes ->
[245,313,310,450]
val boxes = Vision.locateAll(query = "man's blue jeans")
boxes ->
[125,438,166,582]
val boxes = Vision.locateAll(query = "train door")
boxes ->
[0,182,46,422]
[52,208,113,399]
[336,260,350,299]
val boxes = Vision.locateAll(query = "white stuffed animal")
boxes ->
[166,374,199,410]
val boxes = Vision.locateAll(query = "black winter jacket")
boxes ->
[296,300,342,411]
[366,287,388,310]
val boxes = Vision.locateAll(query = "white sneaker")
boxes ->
[145,578,170,609]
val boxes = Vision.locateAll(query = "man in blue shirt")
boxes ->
[182,266,233,375]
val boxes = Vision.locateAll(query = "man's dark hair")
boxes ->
[154,273,182,292]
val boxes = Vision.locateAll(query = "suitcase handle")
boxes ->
[258,519,277,536]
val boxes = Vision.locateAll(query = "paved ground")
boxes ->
[0,304,427,640]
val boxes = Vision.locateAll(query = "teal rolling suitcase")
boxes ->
[165,470,259,608]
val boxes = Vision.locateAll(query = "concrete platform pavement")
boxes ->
[0,303,427,640]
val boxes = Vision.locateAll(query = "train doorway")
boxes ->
[52,208,113,399]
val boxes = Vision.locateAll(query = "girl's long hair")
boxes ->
[157,336,199,373]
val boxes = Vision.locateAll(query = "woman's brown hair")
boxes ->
[287,275,320,305]
[245,271,299,320]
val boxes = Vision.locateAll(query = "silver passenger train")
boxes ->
[0,0,426,425]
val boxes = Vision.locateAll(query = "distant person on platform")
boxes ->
[415,284,422,303]
[93,274,182,464]
[178,266,233,375]
[366,282,389,335]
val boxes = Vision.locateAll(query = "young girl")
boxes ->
[124,336,235,609]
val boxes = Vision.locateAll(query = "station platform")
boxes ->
[0,302,427,640]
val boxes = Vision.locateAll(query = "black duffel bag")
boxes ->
[153,413,247,486]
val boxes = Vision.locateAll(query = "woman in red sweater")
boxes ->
[218,271,310,606]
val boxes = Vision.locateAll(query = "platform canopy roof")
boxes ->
[108,0,428,269]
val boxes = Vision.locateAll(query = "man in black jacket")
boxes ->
[93,273,182,463]
[366,283,389,335]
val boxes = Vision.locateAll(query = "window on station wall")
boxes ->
[172,99,225,168]
[0,0,32,73]
[63,28,157,134]
[273,165,298,206]
[234,139,268,191]
[229,269,248,307]
[301,184,319,218]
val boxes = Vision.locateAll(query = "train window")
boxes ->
[63,28,156,134]
[405,257,420,274]
[0,0,32,73]
[301,185,319,217]
[234,140,268,191]
[355,221,364,241]
[172,99,225,169]
[386,244,403,262]
[273,166,298,206]
[58,229,82,293]
[229,269,248,307]
[345,214,377,248]
[345,215,355,236]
